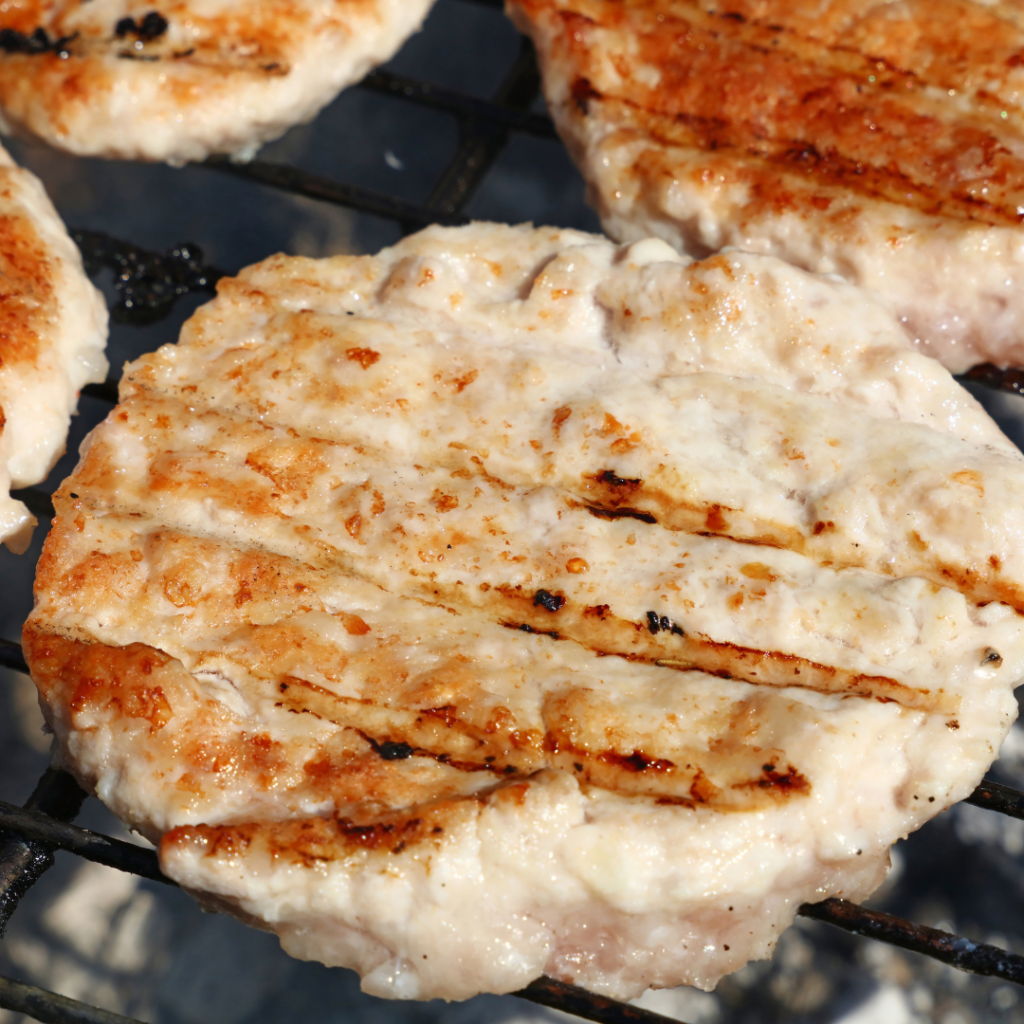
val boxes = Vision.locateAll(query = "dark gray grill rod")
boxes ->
[0,799,169,887]
[203,156,469,230]
[964,778,1024,818]
[799,898,1024,985]
[0,975,146,1024]
[517,978,684,1023]
[0,770,84,935]
[423,37,541,222]
[360,68,557,138]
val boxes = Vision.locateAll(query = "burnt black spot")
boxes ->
[534,589,565,613]
[116,11,169,41]
[720,9,746,20]
[983,648,1003,665]
[377,741,414,760]
[574,763,584,772]
[648,611,684,636]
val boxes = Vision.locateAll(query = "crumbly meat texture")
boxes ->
[25,223,1024,1000]
[0,143,107,551]
[0,0,435,163]
[509,0,1024,373]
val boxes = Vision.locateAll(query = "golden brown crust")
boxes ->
[25,225,1024,999]
[0,0,431,161]
[517,0,1024,227]
[0,208,55,370]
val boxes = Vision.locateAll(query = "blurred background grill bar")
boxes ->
[205,156,468,228]
[0,974,157,1024]
[360,68,556,137]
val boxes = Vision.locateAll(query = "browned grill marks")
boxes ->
[546,0,1024,226]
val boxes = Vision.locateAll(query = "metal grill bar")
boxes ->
[0,797,168,887]
[516,978,684,1023]
[205,156,467,229]
[799,899,1024,984]
[360,69,556,138]
[422,38,542,219]
[0,770,85,935]
[965,779,1024,820]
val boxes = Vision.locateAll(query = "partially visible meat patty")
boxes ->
[510,0,1024,373]
[25,224,1024,1000]
[0,142,107,551]
[0,0,435,163]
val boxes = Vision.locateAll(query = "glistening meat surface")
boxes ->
[25,223,1024,1000]
[510,0,1024,373]
[0,0,435,163]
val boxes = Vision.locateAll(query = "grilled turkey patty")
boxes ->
[0,0,435,163]
[25,223,1024,1000]
[510,0,1024,373]
[0,142,107,551]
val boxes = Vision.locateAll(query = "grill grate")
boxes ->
[2,2,1024,1021]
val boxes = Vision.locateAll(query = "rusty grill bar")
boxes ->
[1,3,1024,1022]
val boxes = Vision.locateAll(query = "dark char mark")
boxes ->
[362,734,415,761]
[116,11,169,42]
[598,469,642,489]
[501,621,561,639]
[585,505,657,524]
[0,27,77,56]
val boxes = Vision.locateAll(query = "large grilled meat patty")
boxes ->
[0,143,107,552]
[510,0,1024,373]
[24,223,1024,1000]
[0,0,435,163]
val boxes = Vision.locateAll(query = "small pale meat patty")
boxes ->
[510,0,1024,373]
[24,224,1024,1000]
[0,142,107,551]
[0,0,435,163]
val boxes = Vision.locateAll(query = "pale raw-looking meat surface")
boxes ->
[0,141,107,552]
[0,0,435,163]
[510,0,1024,374]
[24,223,1024,1001]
